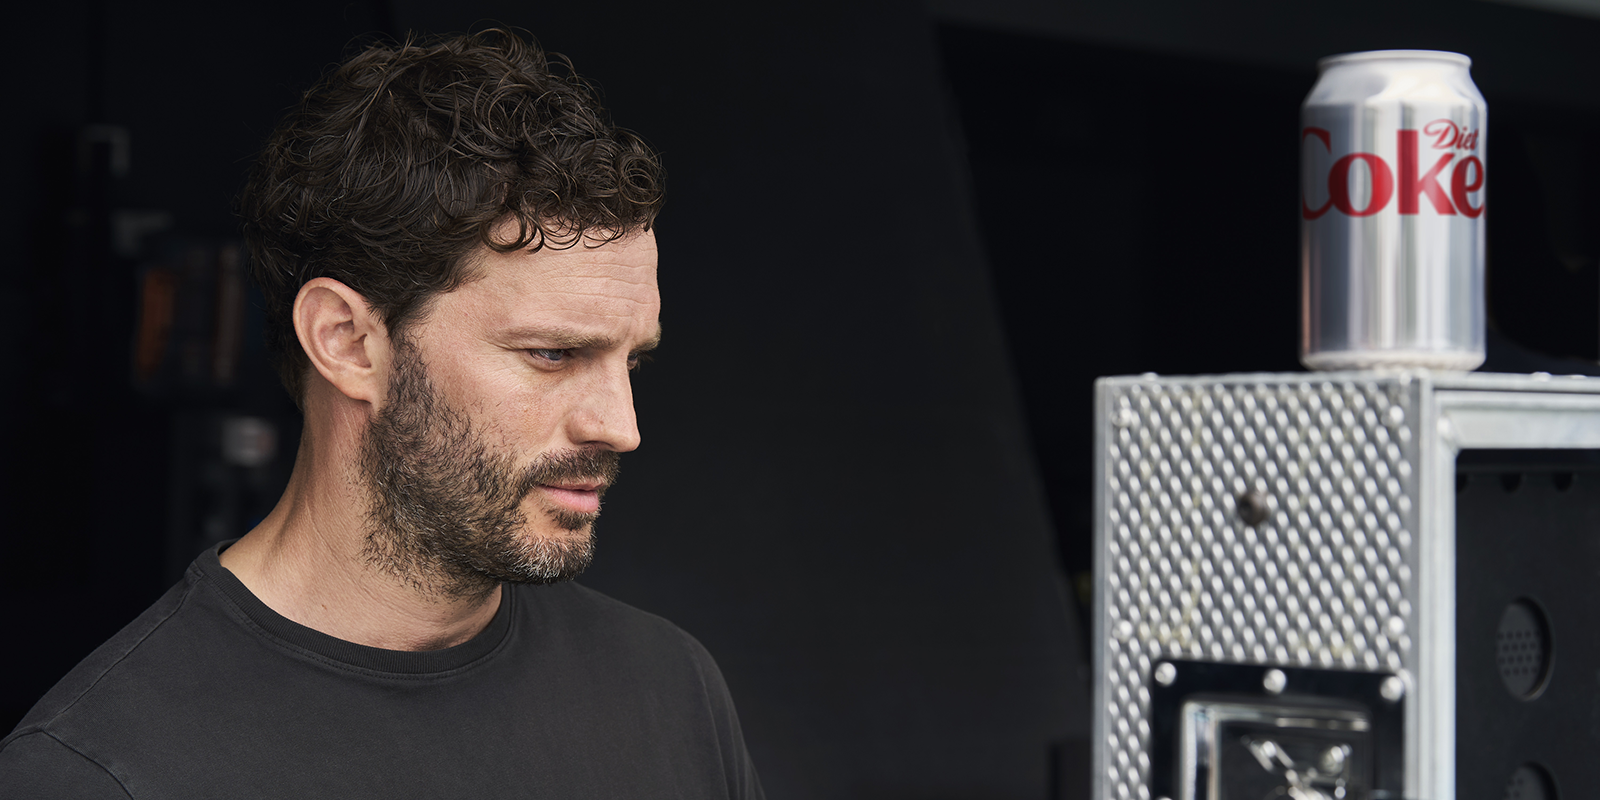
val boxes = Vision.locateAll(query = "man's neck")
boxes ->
[219,440,502,652]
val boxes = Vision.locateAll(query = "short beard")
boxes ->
[357,338,620,603]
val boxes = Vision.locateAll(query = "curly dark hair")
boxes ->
[240,28,664,405]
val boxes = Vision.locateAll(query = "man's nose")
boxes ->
[566,361,641,453]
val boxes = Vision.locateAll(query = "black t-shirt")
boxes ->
[0,544,764,799]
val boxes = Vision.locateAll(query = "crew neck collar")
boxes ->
[192,541,515,676]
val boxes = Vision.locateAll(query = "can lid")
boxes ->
[1317,49,1472,71]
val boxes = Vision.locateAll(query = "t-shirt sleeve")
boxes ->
[0,732,133,799]
[712,676,765,800]
[679,632,766,800]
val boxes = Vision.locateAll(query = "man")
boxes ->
[0,29,764,798]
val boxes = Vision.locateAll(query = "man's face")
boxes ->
[358,229,661,600]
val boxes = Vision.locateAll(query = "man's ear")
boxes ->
[292,278,392,406]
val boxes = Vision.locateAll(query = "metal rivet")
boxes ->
[1237,491,1270,526]
[1263,668,1287,694]
[1381,675,1405,702]
[1154,663,1177,686]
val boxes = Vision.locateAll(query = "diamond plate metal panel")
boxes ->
[1095,376,1421,800]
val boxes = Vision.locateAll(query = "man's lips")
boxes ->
[535,482,605,514]
[544,481,604,492]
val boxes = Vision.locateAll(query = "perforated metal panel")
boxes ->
[1095,376,1421,800]
[1093,372,1600,800]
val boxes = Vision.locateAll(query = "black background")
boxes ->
[5,1,1600,798]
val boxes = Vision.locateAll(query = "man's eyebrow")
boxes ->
[505,325,662,352]
[634,327,663,353]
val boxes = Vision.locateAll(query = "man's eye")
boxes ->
[627,352,652,371]
[530,348,568,363]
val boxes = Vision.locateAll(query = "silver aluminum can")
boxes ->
[1301,50,1487,371]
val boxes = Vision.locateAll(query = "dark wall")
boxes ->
[6,2,1600,800]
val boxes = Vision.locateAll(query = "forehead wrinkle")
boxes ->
[549,259,656,275]
[528,271,658,295]
[546,288,658,303]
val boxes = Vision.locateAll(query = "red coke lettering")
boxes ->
[1452,156,1485,217]
[1329,154,1394,217]
[1398,130,1456,215]
[1302,125,1485,220]
[1302,127,1334,219]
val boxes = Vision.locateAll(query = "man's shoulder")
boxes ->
[517,583,764,799]
[0,730,132,797]
[514,580,719,669]
[4,577,201,744]
[530,580,671,626]
[0,573,209,793]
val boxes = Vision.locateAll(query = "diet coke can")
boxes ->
[1301,50,1487,371]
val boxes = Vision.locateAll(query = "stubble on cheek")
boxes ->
[356,343,623,599]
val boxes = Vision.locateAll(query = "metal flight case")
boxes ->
[1093,371,1600,800]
